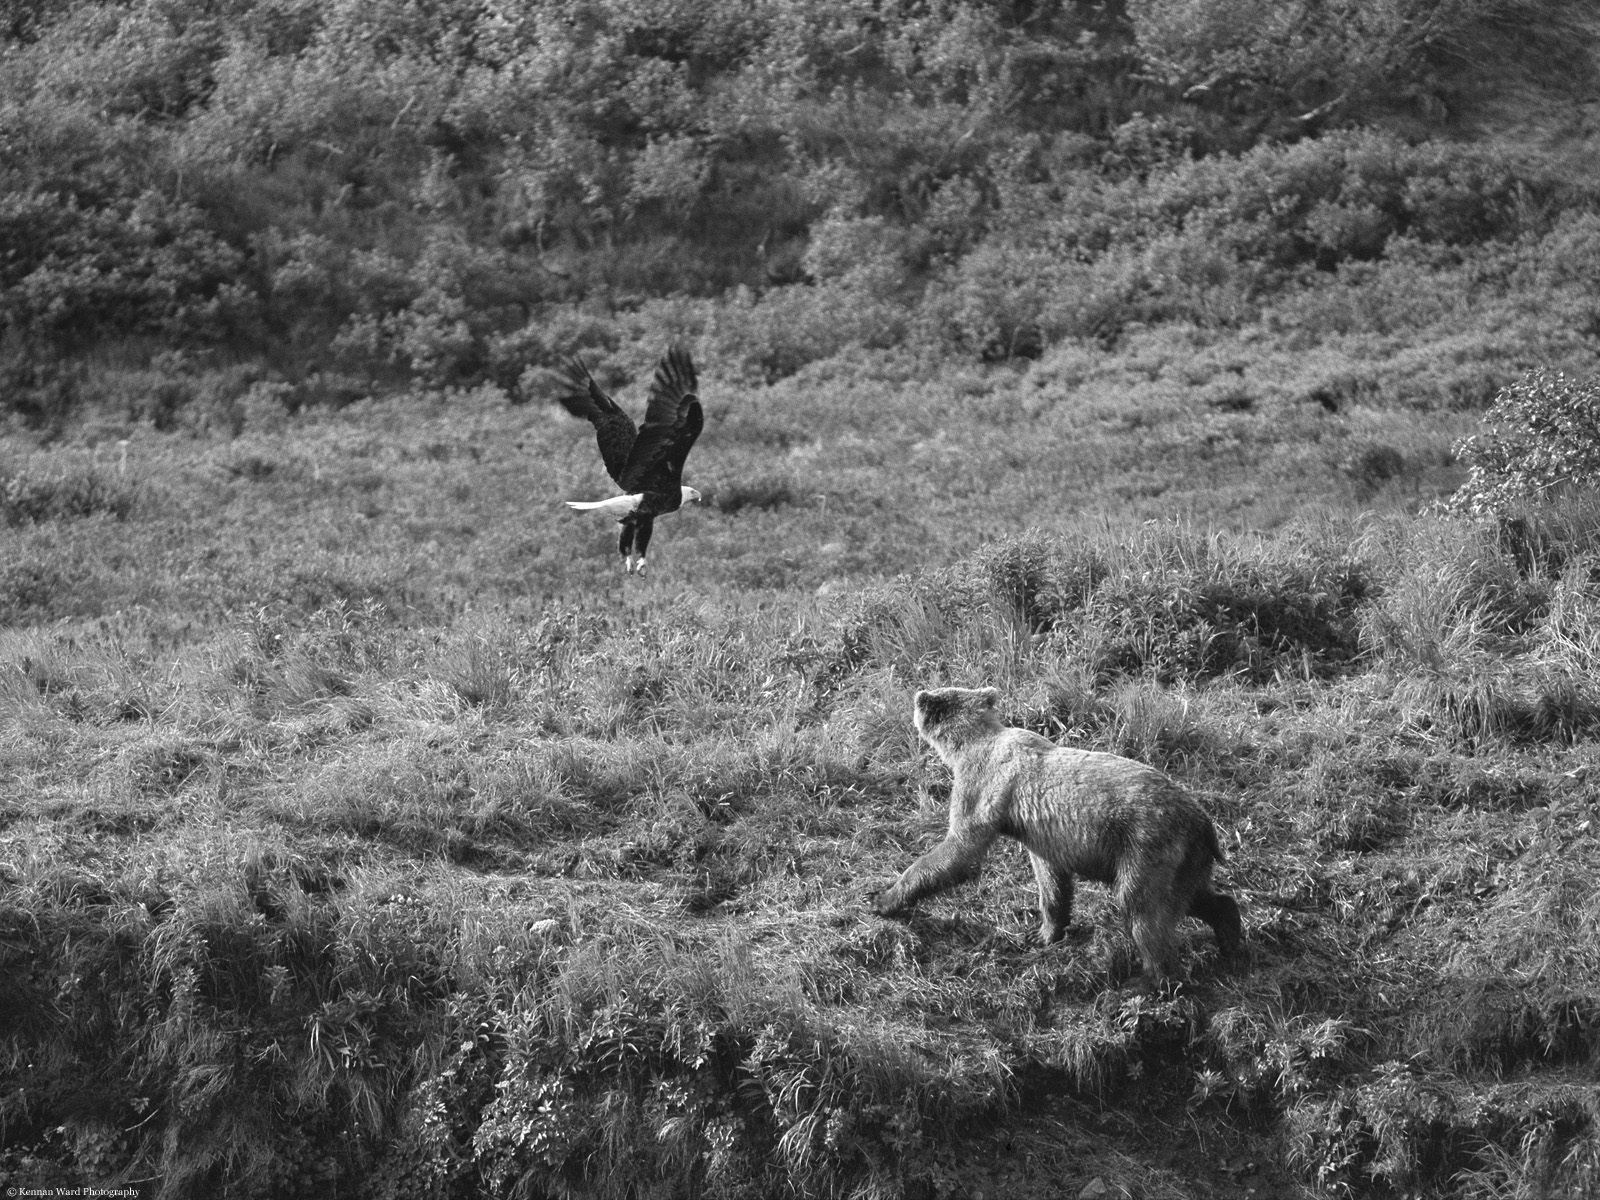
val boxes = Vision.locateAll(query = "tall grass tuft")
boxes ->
[824,524,1372,698]
[1362,516,1600,742]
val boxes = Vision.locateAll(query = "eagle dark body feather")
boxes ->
[558,346,705,573]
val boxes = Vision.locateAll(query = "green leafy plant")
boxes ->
[1450,369,1600,515]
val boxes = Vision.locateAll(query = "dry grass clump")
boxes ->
[1198,1007,1365,1113]
[1358,511,1600,745]
[825,523,1373,702]
[1389,656,1600,745]
[1415,840,1600,1075]
[0,627,167,727]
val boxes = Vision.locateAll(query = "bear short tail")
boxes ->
[1207,822,1228,864]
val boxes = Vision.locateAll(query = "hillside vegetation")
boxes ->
[3,0,1600,418]
[5,0,1600,1197]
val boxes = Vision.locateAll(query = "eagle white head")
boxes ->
[681,486,702,505]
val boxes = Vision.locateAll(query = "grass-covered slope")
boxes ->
[5,358,1600,1195]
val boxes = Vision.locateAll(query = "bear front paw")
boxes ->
[869,890,907,918]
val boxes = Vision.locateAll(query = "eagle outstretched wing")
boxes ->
[553,358,636,486]
[620,347,703,495]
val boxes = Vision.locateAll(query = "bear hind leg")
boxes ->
[1190,889,1244,959]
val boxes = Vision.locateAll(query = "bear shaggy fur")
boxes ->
[871,686,1243,981]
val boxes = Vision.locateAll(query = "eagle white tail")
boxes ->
[565,494,642,516]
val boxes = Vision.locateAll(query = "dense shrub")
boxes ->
[712,281,909,383]
[927,130,1585,357]
[0,189,248,350]
[1449,369,1600,515]
[1130,0,1598,137]
[25,2,228,121]
[0,462,137,524]
[4,0,1590,400]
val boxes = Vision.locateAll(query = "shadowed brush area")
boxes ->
[5,510,1600,1197]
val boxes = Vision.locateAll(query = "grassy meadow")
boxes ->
[7,0,1600,1196]
[8,326,1600,1198]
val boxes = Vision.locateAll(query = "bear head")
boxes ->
[913,685,1002,755]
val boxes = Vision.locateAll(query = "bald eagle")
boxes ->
[558,347,704,575]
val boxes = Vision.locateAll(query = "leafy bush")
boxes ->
[713,282,908,383]
[919,244,1126,361]
[26,2,228,121]
[0,462,137,524]
[2,0,1593,400]
[1449,369,1600,515]
[919,129,1581,359]
[1130,0,1598,138]
[0,189,247,350]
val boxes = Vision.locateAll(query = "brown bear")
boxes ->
[871,686,1243,982]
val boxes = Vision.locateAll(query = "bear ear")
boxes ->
[978,686,1000,707]
[916,690,949,723]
